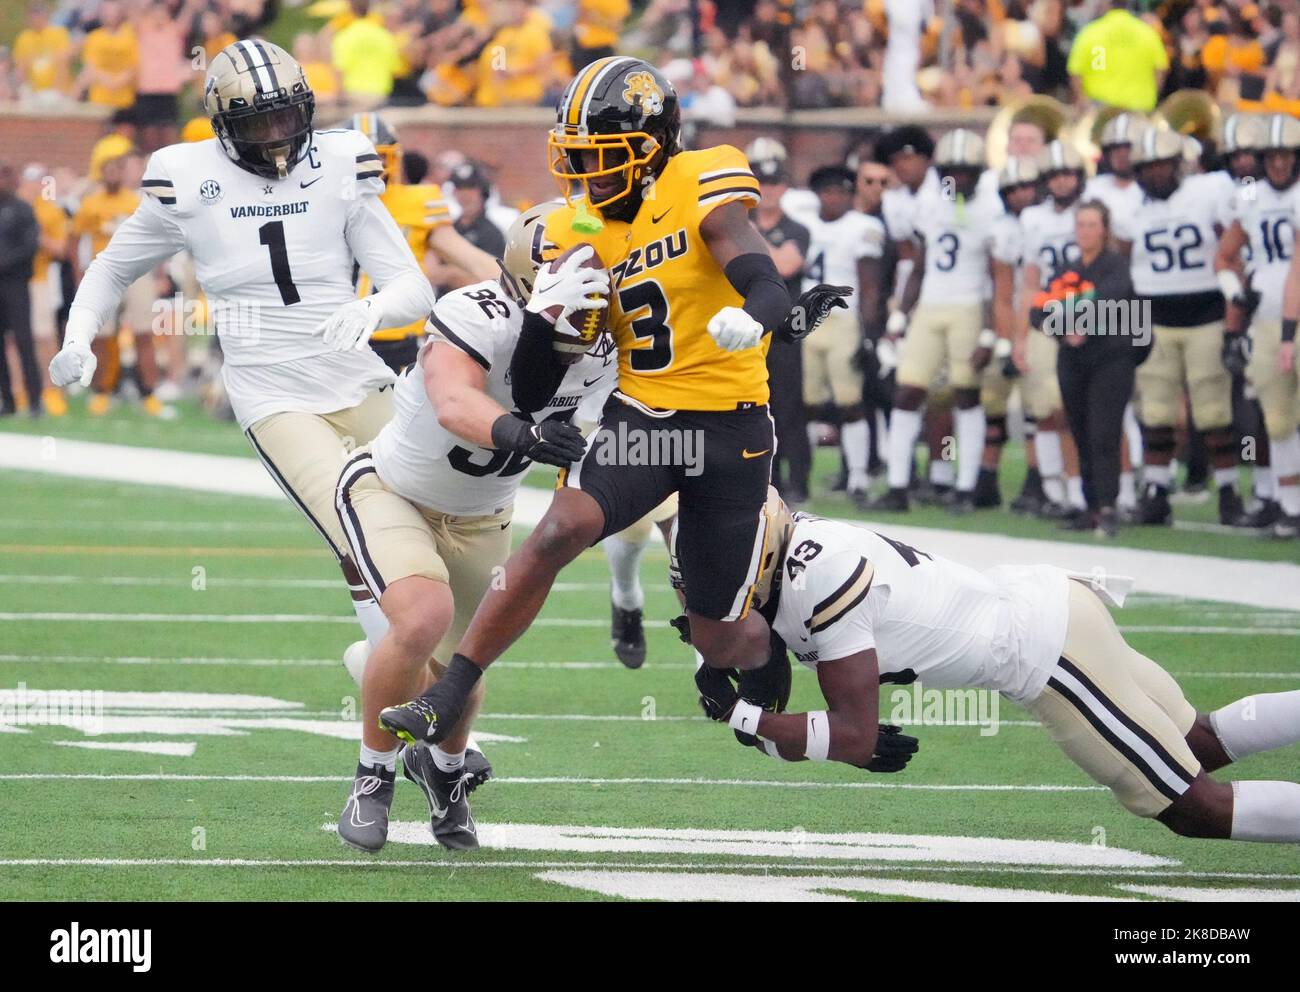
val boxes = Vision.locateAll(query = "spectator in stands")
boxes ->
[473,0,554,107]
[1067,0,1167,111]
[0,162,41,418]
[1204,12,1267,103]
[13,2,72,103]
[882,0,929,111]
[78,0,138,111]
[574,0,629,70]
[428,161,504,293]
[196,9,237,64]
[132,2,188,151]
[332,0,402,102]
[18,162,70,417]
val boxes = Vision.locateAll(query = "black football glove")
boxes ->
[490,413,586,467]
[733,629,792,745]
[669,613,692,645]
[777,284,853,343]
[695,662,740,722]
[1222,331,1252,377]
[856,723,919,773]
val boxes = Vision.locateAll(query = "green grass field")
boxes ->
[1,403,1299,902]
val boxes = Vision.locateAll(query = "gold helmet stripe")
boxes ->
[565,56,636,129]
[235,38,277,94]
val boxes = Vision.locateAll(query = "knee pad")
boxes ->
[985,415,1008,447]
[1201,427,1237,466]
[1141,424,1176,460]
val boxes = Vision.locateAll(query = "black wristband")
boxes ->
[490,413,533,453]
[1284,319,1297,343]
[724,252,791,332]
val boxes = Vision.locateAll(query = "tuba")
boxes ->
[1152,89,1222,146]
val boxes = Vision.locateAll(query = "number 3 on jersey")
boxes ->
[620,280,674,372]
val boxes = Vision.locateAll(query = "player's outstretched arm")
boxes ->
[429,224,500,284]
[700,200,791,351]
[50,199,184,387]
[750,649,882,765]
[425,341,504,448]
[345,195,438,330]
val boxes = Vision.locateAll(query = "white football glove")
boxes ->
[707,306,763,352]
[885,309,908,337]
[525,244,610,320]
[49,341,97,388]
[318,298,383,351]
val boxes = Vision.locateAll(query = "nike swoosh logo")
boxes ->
[742,448,770,459]
[652,209,672,223]
[300,177,322,189]
[583,375,604,387]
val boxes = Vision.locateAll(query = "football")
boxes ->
[542,242,609,361]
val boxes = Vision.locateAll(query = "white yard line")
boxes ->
[3,433,1297,610]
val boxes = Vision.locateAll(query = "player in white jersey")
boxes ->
[332,203,612,852]
[1240,115,1300,539]
[975,156,1041,509]
[1017,140,1094,520]
[1084,112,1146,224]
[874,129,1002,513]
[800,165,885,507]
[1114,126,1243,527]
[694,491,1300,843]
[47,40,435,652]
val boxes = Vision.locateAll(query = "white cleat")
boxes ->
[342,639,370,688]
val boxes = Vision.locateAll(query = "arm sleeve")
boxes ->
[66,196,185,343]
[802,550,877,662]
[510,309,570,414]
[346,194,437,330]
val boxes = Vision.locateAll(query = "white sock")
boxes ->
[1230,780,1300,842]
[1123,403,1143,467]
[1272,431,1300,514]
[352,592,389,649]
[1211,690,1300,761]
[1066,475,1086,509]
[954,405,986,492]
[603,534,645,611]
[1035,430,1063,501]
[1254,465,1274,500]
[1214,467,1238,489]
[842,419,869,489]
[887,408,923,489]
[929,458,956,486]
[1145,463,1172,488]
[432,746,465,773]
[1118,471,1136,509]
[359,743,399,772]
[806,420,824,450]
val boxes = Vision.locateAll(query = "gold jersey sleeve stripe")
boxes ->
[808,557,874,634]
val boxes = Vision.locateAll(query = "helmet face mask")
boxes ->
[1043,168,1083,206]
[205,41,315,181]
[1135,158,1182,200]
[1264,148,1299,191]
[548,57,681,221]
[1102,143,1133,179]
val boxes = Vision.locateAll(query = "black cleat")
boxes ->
[1057,507,1093,531]
[867,487,910,512]
[402,746,479,851]
[912,480,951,507]
[1038,499,1074,521]
[1010,467,1045,515]
[611,603,646,669]
[1273,514,1300,539]
[1236,499,1281,529]
[973,467,1002,508]
[1134,483,1172,526]
[946,490,976,515]
[1094,507,1119,540]
[337,762,396,853]
[1218,485,1245,526]
[462,747,493,794]
[379,681,468,747]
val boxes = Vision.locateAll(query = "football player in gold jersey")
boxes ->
[347,112,500,373]
[381,57,823,747]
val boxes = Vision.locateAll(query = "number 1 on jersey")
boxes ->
[259,220,301,306]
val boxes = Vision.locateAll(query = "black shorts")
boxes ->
[368,335,422,375]
[560,395,774,620]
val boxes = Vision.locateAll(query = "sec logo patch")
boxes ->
[199,179,223,204]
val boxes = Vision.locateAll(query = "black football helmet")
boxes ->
[548,56,682,222]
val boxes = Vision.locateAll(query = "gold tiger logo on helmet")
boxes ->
[622,71,664,116]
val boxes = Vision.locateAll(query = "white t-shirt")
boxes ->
[1083,173,1144,227]
[1230,179,1299,320]
[1114,172,1233,297]
[68,130,433,428]
[369,279,615,516]
[801,210,885,295]
[770,514,1070,704]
